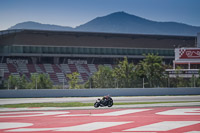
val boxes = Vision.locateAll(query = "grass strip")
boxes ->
[0,101,199,108]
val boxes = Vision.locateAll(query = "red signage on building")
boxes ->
[179,48,200,59]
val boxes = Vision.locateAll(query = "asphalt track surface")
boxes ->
[0,107,200,133]
[0,95,200,105]
[0,96,200,132]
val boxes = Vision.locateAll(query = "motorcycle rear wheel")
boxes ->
[108,101,113,107]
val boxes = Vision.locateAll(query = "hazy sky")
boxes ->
[0,0,200,31]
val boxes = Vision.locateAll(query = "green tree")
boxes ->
[195,70,200,87]
[4,74,28,89]
[6,75,18,89]
[27,73,53,89]
[18,75,28,89]
[136,54,165,87]
[113,57,135,88]
[91,65,114,88]
[27,74,37,89]
[37,74,53,89]
[190,74,197,87]
[67,72,81,89]
[169,67,189,87]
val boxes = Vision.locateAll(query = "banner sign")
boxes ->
[176,48,200,60]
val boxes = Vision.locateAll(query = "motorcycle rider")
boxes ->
[101,95,109,105]
[94,95,113,108]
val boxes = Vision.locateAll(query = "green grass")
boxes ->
[0,101,199,108]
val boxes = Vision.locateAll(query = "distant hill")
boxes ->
[8,12,200,36]
[9,21,73,31]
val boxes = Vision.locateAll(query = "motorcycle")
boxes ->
[94,96,113,108]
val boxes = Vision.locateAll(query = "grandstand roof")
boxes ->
[0,29,196,49]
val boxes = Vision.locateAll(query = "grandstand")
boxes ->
[0,29,197,85]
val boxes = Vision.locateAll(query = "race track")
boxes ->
[0,107,200,133]
[1,95,200,105]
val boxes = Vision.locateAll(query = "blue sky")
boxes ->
[0,0,200,30]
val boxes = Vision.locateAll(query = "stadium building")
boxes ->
[0,29,197,86]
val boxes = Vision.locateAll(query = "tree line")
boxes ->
[1,54,200,89]
[69,54,200,89]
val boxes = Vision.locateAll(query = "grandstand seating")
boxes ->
[68,64,77,72]
[18,64,29,73]
[0,64,9,73]
[56,73,67,83]
[4,73,10,79]
[81,64,90,73]
[0,63,113,85]
[27,64,36,73]
[44,64,54,73]
[34,64,43,73]
[24,73,31,79]
[38,64,46,72]
[80,73,89,81]
[52,64,62,73]
[7,64,17,73]
[60,64,71,73]
[88,64,97,74]
[49,73,59,83]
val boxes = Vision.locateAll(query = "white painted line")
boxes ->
[7,128,57,132]
[7,122,131,132]
[112,132,157,133]
[157,108,200,115]
[0,122,33,129]
[56,122,131,131]
[57,109,152,117]
[0,111,69,118]
[125,121,200,131]
[92,109,152,116]
[57,114,90,117]
[184,131,200,133]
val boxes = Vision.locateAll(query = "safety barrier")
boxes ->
[0,88,200,98]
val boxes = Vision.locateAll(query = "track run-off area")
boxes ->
[0,106,200,133]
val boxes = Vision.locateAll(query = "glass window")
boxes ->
[95,48,101,55]
[42,47,48,53]
[78,47,84,54]
[23,46,30,53]
[66,47,72,54]
[36,47,42,53]
[54,47,60,54]
[60,47,65,54]
[89,48,95,54]
[153,49,158,55]
[30,46,36,53]
[72,47,78,54]
[107,48,111,55]
[133,49,138,55]
[111,48,117,55]
[48,47,54,53]
[148,49,153,54]
[117,49,123,55]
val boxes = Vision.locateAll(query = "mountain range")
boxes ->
[9,11,200,36]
